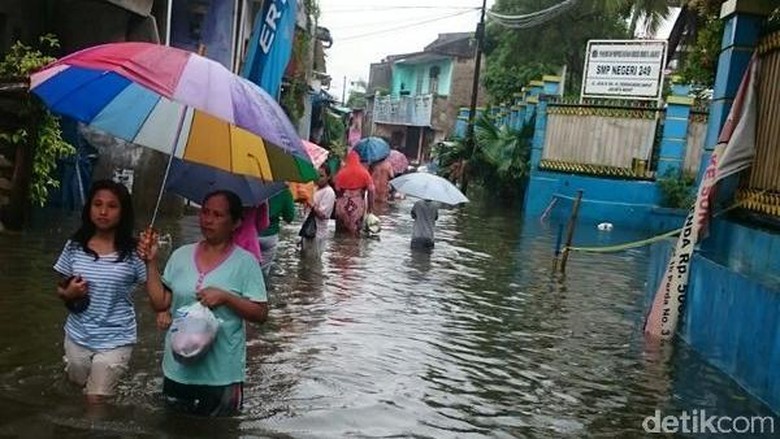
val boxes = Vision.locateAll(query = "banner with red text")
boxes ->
[644,58,759,339]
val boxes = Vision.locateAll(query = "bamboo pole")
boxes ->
[559,190,583,274]
[552,223,564,272]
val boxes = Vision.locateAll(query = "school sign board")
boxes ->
[581,40,667,100]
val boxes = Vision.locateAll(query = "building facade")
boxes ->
[365,32,486,164]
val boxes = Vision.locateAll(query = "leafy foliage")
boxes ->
[303,0,320,19]
[321,110,346,149]
[0,34,58,77]
[347,89,366,109]
[280,29,311,123]
[0,35,75,206]
[473,115,532,183]
[676,3,722,89]
[435,114,532,199]
[657,169,696,209]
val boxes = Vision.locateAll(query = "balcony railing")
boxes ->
[373,94,433,127]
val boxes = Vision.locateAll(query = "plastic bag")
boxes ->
[363,213,381,236]
[169,302,220,364]
[298,211,317,239]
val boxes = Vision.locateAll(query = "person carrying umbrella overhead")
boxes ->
[389,172,469,250]
[333,150,375,235]
[411,199,439,250]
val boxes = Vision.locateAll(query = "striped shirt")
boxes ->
[54,240,147,351]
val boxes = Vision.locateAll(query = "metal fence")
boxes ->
[737,31,780,217]
[540,100,662,179]
[372,94,434,127]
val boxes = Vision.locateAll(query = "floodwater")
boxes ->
[0,195,774,438]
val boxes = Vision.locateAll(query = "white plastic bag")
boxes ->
[169,302,220,364]
[363,213,381,236]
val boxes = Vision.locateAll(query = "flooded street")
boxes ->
[0,196,774,438]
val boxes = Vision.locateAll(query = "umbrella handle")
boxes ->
[150,107,189,227]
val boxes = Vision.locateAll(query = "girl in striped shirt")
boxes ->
[54,179,146,404]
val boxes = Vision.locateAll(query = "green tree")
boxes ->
[483,0,632,102]
[483,0,683,102]
[346,80,368,109]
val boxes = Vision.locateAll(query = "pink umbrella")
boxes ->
[387,150,410,175]
[303,140,329,168]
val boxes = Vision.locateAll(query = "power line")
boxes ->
[486,0,578,29]
[326,10,477,32]
[338,9,479,42]
[326,6,479,14]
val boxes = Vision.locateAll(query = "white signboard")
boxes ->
[581,40,667,100]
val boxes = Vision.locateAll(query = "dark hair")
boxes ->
[319,165,331,177]
[203,190,243,222]
[71,179,136,262]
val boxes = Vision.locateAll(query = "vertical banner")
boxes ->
[241,0,297,98]
[644,58,759,340]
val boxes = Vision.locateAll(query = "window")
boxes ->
[428,66,440,95]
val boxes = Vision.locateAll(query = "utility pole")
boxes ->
[461,0,487,193]
[342,75,347,106]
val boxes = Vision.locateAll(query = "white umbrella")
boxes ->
[389,172,469,205]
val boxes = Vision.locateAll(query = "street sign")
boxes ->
[581,40,667,100]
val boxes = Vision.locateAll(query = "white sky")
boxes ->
[318,0,494,102]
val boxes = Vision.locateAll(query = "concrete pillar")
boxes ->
[512,92,524,106]
[529,80,544,97]
[525,95,538,125]
[530,96,548,169]
[543,75,562,96]
[657,84,693,177]
[699,0,771,182]
[516,103,527,129]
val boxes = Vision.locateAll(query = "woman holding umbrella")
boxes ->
[138,190,267,416]
[333,150,375,235]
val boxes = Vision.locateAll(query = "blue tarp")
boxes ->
[48,119,96,210]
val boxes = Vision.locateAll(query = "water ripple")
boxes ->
[0,199,774,438]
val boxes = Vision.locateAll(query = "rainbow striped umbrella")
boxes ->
[30,42,317,187]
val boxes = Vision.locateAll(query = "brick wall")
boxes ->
[431,56,487,141]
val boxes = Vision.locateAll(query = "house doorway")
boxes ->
[404,127,420,163]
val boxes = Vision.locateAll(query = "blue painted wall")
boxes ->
[523,171,684,231]
[646,225,780,413]
[391,59,453,97]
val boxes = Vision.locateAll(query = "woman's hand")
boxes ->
[137,227,159,262]
[197,287,230,308]
[156,311,172,330]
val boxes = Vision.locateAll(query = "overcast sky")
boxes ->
[318,0,495,102]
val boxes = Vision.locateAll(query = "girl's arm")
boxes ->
[56,275,87,301]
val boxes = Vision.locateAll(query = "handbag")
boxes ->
[298,210,317,239]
